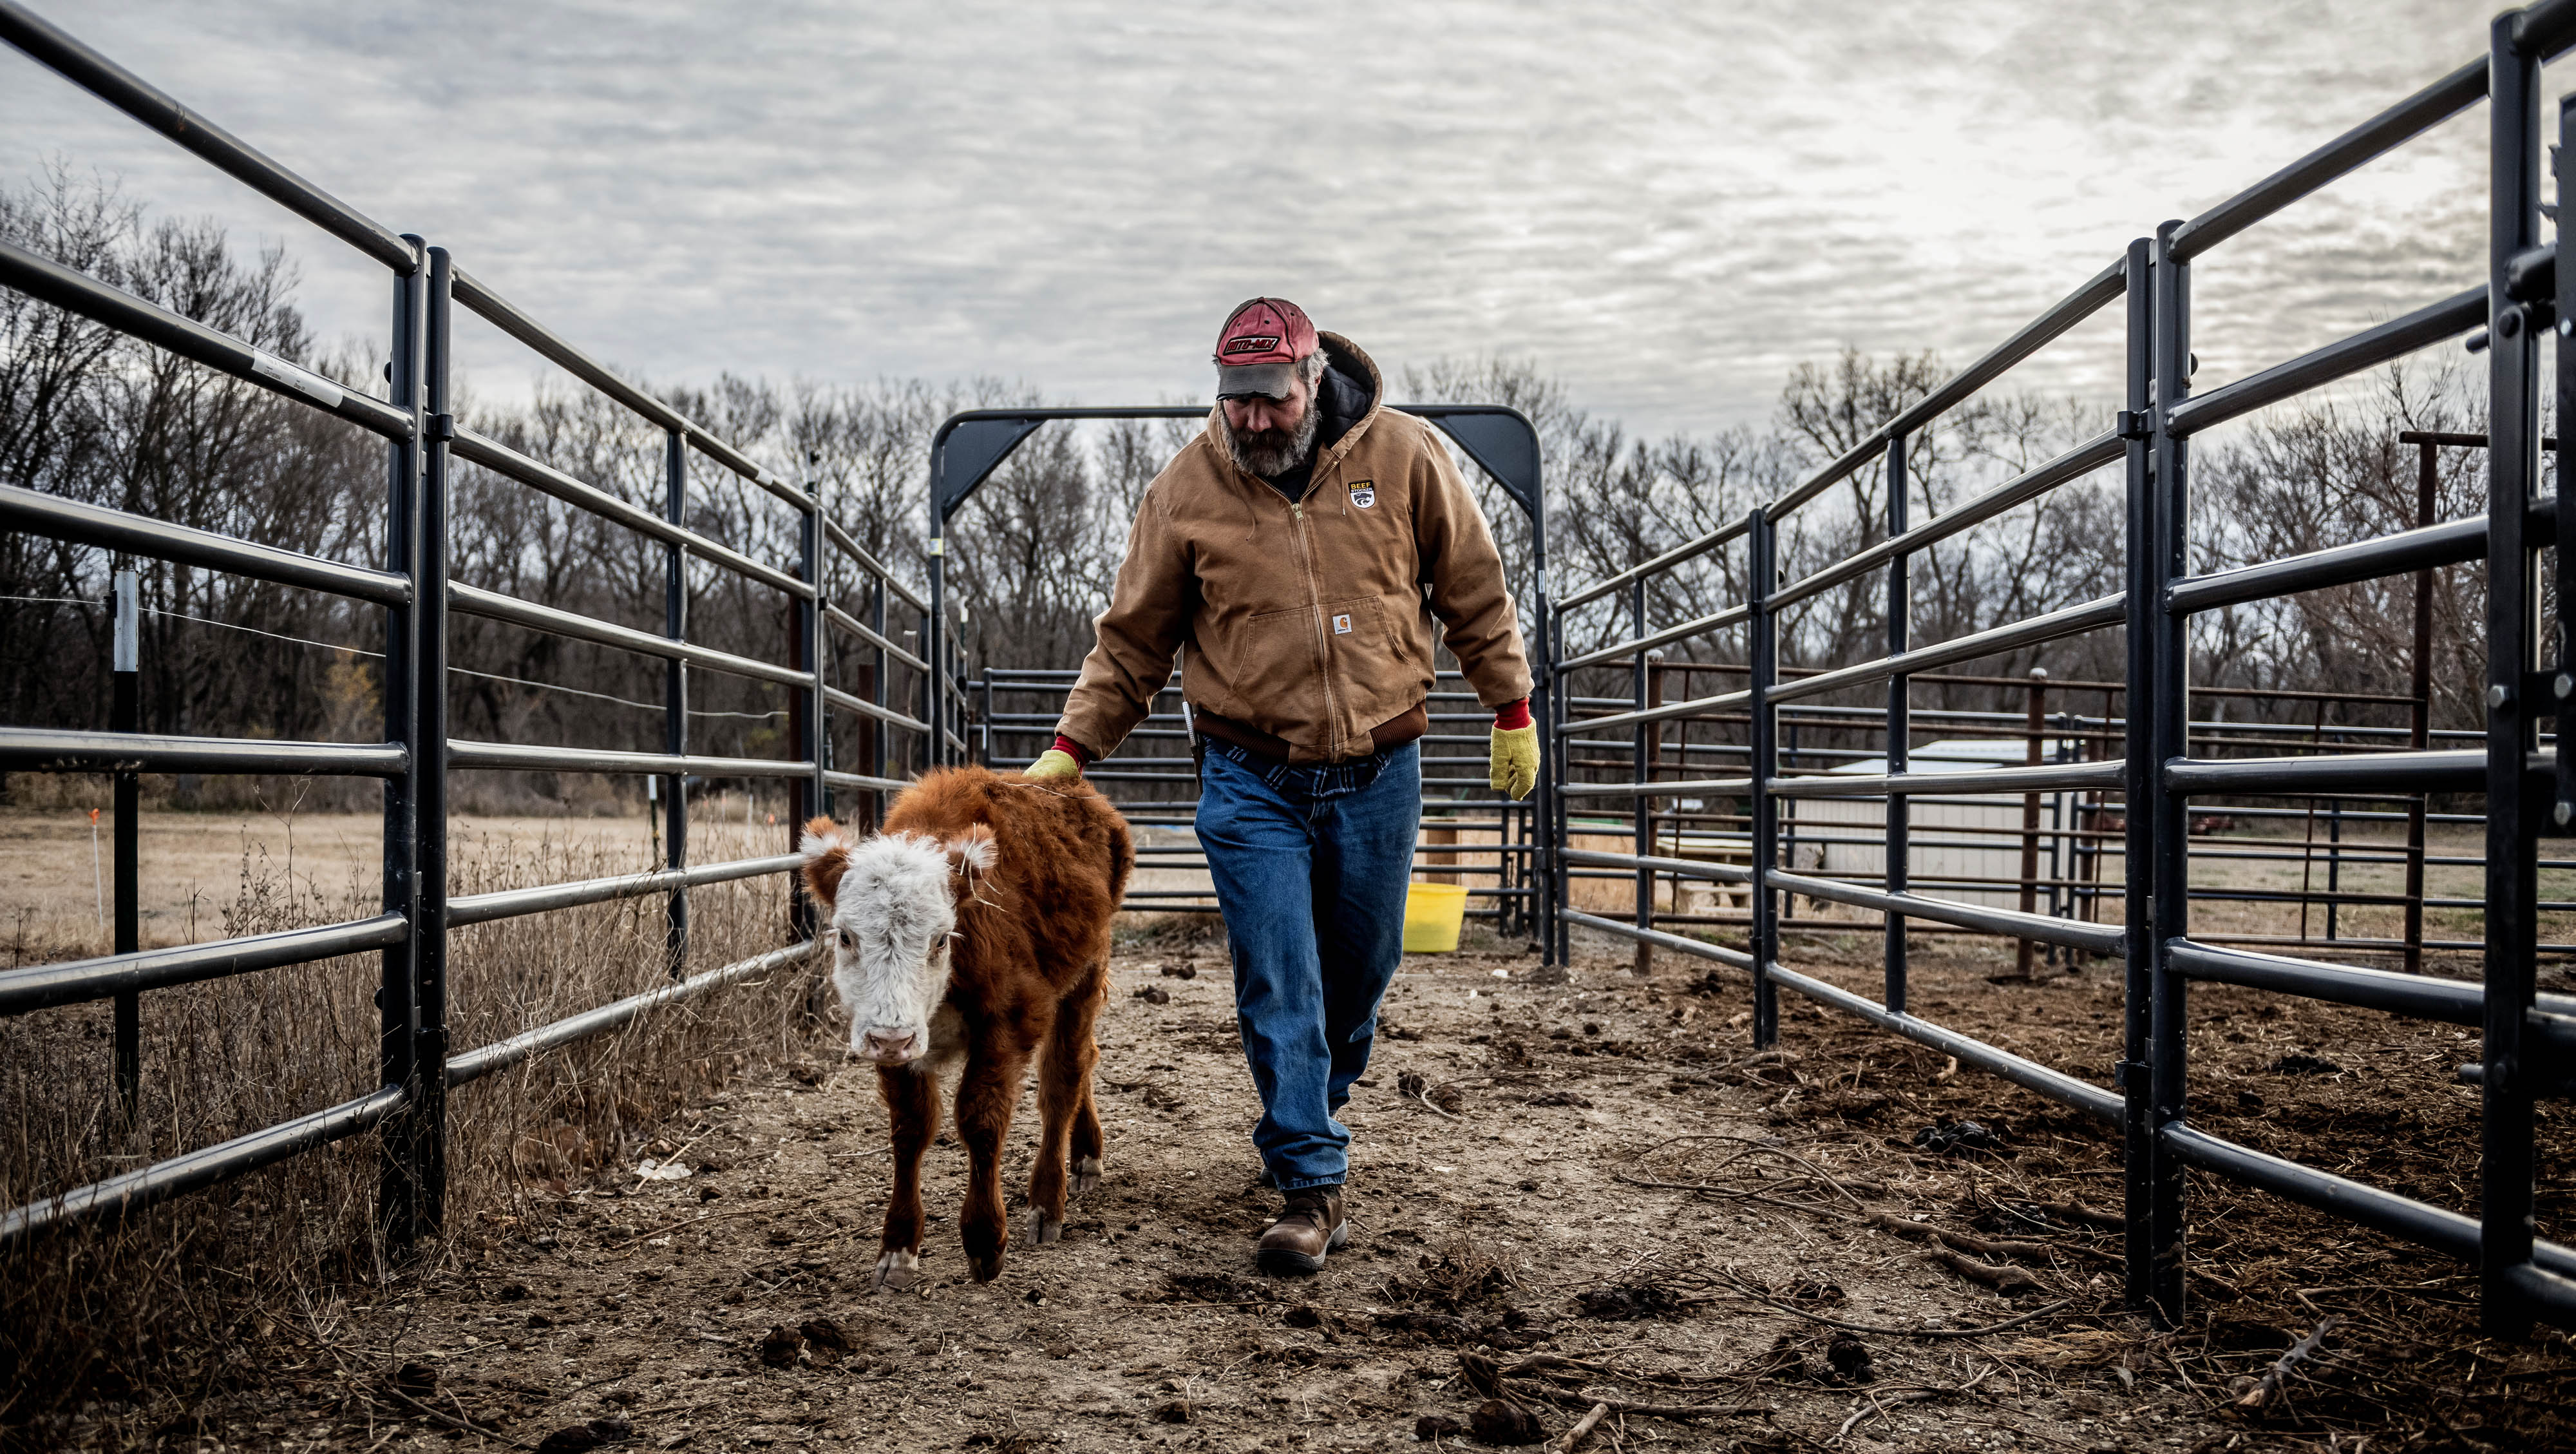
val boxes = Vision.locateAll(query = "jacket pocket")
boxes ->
[1323,595,1429,732]
[1210,604,1329,738]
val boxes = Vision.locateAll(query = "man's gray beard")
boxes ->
[1227,399,1323,479]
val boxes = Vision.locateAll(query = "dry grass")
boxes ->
[0,809,823,1423]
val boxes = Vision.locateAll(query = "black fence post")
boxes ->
[1550,600,1572,966]
[413,244,454,1233]
[377,238,425,1248]
[1631,582,1651,974]
[1749,507,1779,1047]
[2145,218,2193,1325]
[2119,234,2156,1315]
[793,460,823,941]
[2481,12,2544,1339]
[664,429,690,977]
[869,576,889,822]
[110,564,139,1128]
[1885,433,1910,1014]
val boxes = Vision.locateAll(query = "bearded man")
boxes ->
[1025,297,1537,1274]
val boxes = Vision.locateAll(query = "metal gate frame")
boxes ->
[0,3,956,1248]
[1542,0,2576,1334]
[925,403,1556,939]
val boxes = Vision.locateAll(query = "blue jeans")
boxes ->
[1195,739,1420,1191]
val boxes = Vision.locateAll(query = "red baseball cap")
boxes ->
[1213,297,1317,400]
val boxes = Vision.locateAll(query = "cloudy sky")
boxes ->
[0,0,2523,439]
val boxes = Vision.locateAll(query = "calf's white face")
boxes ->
[799,823,996,1066]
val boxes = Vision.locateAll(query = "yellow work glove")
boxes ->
[1489,723,1539,800]
[1026,748,1083,783]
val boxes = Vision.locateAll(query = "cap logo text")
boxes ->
[1222,335,1281,355]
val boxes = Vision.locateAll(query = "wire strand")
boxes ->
[3,595,790,720]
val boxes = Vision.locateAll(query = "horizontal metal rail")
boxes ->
[1556,518,1754,613]
[449,856,800,928]
[446,740,814,779]
[0,914,409,1015]
[1560,688,1753,738]
[0,727,407,777]
[821,519,928,613]
[448,427,808,598]
[2166,61,2489,262]
[447,267,799,509]
[2159,1125,2576,1289]
[1766,963,2122,1122]
[0,0,419,271]
[1766,258,2130,523]
[1767,594,2126,705]
[0,240,412,437]
[0,485,412,606]
[2168,939,2576,1043]
[822,684,933,735]
[1561,910,1754,968]
[824,602,931,673]
[2161,747,2502,797]
[1768,759,2125,798]
[1560,847,1752,884]
[1558,775,1754,799]
[1768,868,2124,955]
[2165,286,2486,439]
[446,941,813,1087]
[824,769,914,794]
[1559,602,1752,673]
[0,1082,408,1246]
[449,582,804,688]
[1773,431,2124,613]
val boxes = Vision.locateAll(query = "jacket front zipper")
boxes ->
[1287,497,1341,758]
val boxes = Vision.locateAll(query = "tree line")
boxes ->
[0,168,2495,809]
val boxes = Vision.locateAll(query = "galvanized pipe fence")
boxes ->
[0,2,969,1248]
[1537,1,2576,1334]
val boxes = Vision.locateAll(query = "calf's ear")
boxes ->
[945,827,998,878]
[799,816,851,910]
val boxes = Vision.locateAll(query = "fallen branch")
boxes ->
[374,1383,529,1450]
[1867,1212,2062,1265]
[1833,1364,1997,1440]
[2036,1199,2125,1230]
[1549,1402,1612,1453]
[1924,1246,2049,1294]
[2234,1317,2338,1411]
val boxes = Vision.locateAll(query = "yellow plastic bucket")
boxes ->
[1401,881,1469,953]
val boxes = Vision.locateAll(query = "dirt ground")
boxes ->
[36,919,2573,1454]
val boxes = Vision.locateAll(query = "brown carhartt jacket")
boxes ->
[1055,334,1532,766]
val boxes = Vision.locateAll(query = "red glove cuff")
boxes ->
[1493,698,1532,731]
[1051,734,1090,765]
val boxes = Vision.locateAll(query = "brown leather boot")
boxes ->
[1256,1187,1348,1275]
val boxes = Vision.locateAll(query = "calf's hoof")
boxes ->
[1028,1210,1063,1246]
[871,1249,922,1292]
[1071,1155,1102,1194]
[965,1221,1007,1282]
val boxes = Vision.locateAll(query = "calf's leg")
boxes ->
[873,1064,939,1290]
[954,1044,1032,1281]
[1066,968,1108,1194]
[1030,979,1104,1237]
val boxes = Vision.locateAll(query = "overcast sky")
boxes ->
[0,0,2522,440]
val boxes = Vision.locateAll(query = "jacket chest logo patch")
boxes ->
[1348,481,1376,509]
[1332,613,1354,635]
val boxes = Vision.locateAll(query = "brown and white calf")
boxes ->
[799,765,1133,1288]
